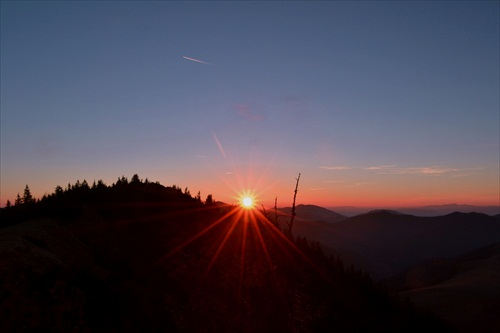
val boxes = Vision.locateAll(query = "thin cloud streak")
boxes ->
[366,165,460,176]
[322,164,463,176]
[182,55,213,65]
[412,167,459,175]
[350,182,379,187]
[364,165,397,170]
[319,166,352,170]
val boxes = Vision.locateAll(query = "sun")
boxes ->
[237,189,258,210]
[241,196,254,209]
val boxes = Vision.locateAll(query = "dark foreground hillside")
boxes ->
[0,178,452,332]
[388,243,500,333]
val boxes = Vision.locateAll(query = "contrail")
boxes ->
[212,131,227,159]
[182,55,213,65]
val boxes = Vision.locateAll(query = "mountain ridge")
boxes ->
[327,204,500,217]
[278,204,347,223]
[289,208,500,278]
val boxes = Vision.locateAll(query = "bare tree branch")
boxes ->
[287,173,301,237]
[274,197,278,228]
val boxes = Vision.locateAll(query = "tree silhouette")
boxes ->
[131,174,141,184]
[273,197,279,228]
[54,185,63,197]
[96,179,106,189]
[205,194,214,206]
[23,185,34,205]
[14,193,22,206]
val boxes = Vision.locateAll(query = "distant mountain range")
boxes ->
[326,204,500,217]
[259,203,500,331]
[284,207,500,279]
[274,204,500,333]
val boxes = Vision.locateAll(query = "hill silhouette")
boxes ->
[289,210,500,278]
[328,205,500,217]
[279,204,347,224]
[388,243,500,333]
[0,176,452,332]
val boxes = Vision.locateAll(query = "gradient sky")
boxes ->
[1,1,499,208]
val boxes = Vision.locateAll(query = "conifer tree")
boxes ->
[55,185,63,197]
[23,185,34,204]
[131,174,141,184]
[14,193,22,206]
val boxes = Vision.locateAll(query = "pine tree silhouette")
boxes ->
[23,185,34,205]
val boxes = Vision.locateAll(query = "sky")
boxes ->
[1,1,499,208]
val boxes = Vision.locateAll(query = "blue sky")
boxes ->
[1,1,499,207]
